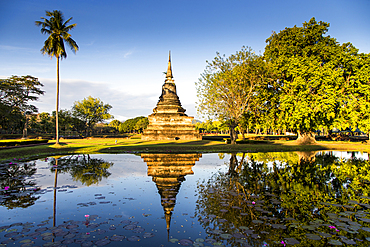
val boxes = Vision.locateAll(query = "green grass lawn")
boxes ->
[0,137,369,161]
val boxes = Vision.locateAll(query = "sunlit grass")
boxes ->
[0,137,368,161]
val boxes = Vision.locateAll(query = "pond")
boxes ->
[0,151,370,246]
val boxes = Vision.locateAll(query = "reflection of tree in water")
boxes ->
[0,161,40,209]
[49,154,113,186]
[196,152,370,246]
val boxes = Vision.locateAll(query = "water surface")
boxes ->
[0,151,370,246]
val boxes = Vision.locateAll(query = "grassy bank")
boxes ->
[0,137,369,161]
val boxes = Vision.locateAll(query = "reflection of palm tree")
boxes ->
[53,158,58,227]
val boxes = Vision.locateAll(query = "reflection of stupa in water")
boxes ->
[141,153,202,234]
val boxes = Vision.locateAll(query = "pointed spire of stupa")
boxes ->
[166,51,173,80]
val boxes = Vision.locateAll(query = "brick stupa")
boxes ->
[141,52,201,141]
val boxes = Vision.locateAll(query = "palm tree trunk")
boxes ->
[56,57,60,144]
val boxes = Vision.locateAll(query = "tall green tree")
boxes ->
[335,50,370,140]
[0,75,44,137]
[135,117,149,133]
[264,17,368,143]
[109,120,121,130]
[36,10,78,144]
[118,116,149,133]
[72,96,113,136]
[196,47,269,144]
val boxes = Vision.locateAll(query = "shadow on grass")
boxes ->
[97,139,330,154]
[0,142,94,161]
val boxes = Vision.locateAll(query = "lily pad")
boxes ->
[1,239,14,244]
[284,238,300,245]
[328,239,342,245]
[169,238,179,243]
[81,241,93,247]
[4,232,19,237]
[213,242,224,246]
[205,239,217,244]
[342,239,356,245]
[66,224,78,229]
[111,235,125,241]
[133,227,144,233]
[96,229,106,235]
[318,232,331,238]
[220,234,232,239]
[232,233,245,238]
[124,224,137,230]
[95,238,111,246]
[362,227,370,232]
[179,239,193,246]
[143,232,155,238]
[252,220,264,224]
[127,235,140,242]
[212,229,223,234]
[272,224,286,229]
[64,233,76,239]
[305,234,321,240]
[359,218,370,223]
[20,239,33,244]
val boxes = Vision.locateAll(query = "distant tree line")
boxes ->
[0,85,116,137]
[0,75,149,137]
[196,18,370,144]
[109,116,149,134]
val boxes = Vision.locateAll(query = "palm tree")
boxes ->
[36,10,78,144]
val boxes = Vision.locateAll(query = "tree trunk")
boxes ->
[55,57,60,144]
[22,114,28,139]
[229,124,237,144]
[239,124,246,141]
[296,131,316,144]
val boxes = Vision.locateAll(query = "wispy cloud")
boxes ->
[123,48,136,58]
[0,44,35,53]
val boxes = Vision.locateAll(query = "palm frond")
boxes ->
[35,10,78,58]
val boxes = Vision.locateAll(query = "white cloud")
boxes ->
[123,48,136,58]
[0,44,30,51]
[33,78,158,120]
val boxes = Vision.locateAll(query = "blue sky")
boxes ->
[1,0,369,121]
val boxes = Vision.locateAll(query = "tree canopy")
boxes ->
[118,116,149,133]
[72,96,113,136]
[197,17,370,143]
[196,47,270,144]
[0,75,44,136]
[264,17,370,143]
